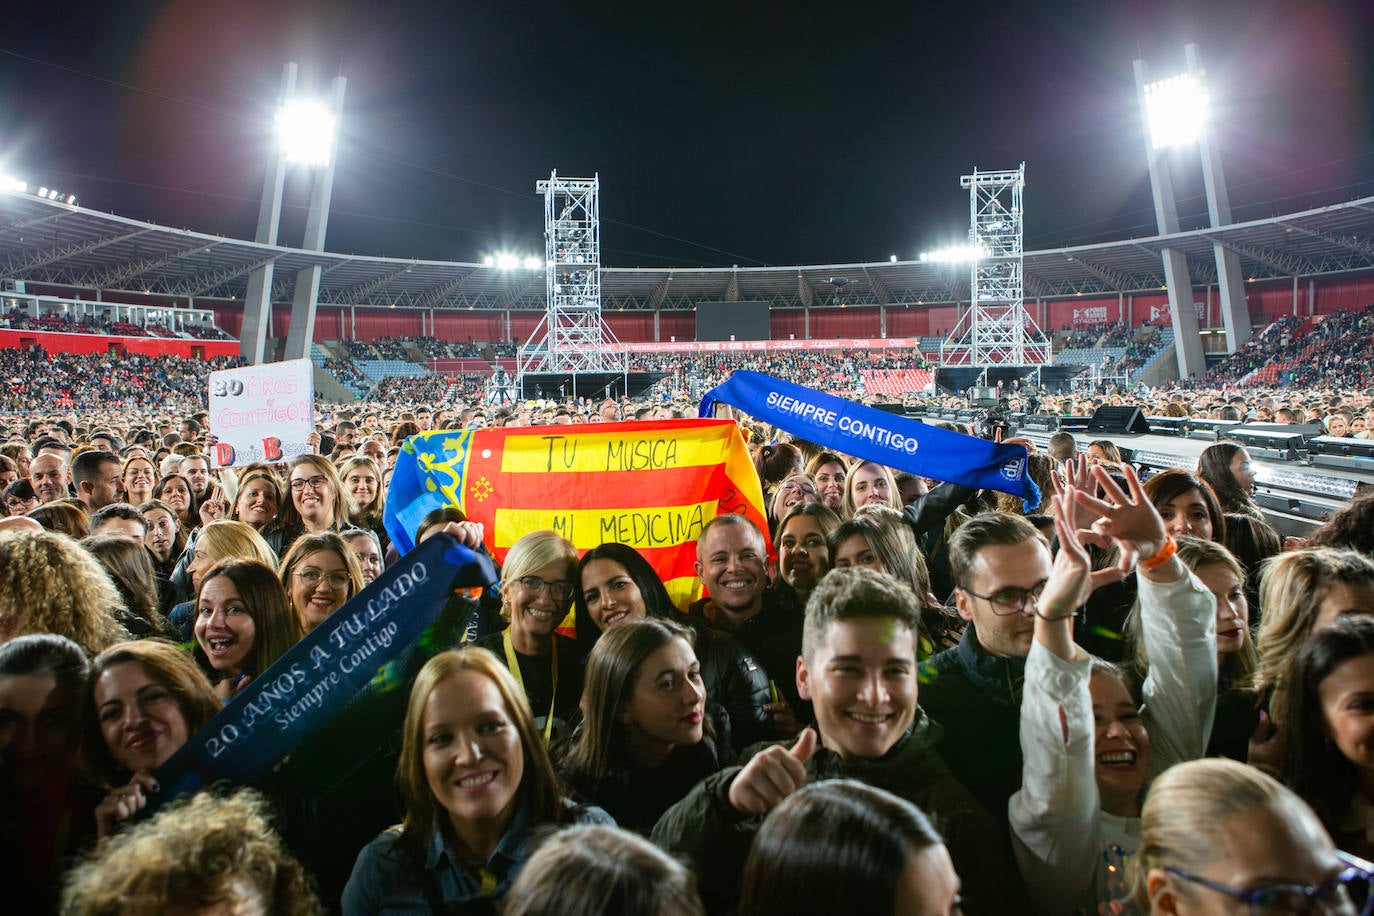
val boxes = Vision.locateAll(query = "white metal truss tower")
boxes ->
[940,163,1050,368]
[517,171,625,381]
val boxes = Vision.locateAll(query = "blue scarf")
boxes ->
[151,534,496,807]
[699,371,1040,503]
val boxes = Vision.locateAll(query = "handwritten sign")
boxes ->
[208,358,314,468]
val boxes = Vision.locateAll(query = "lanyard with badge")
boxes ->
[502,630,558,744]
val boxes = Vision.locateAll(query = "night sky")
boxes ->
[2,0,1372,269]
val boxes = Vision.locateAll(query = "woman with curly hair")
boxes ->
[61,789,324,916]
[1307,489,1374,557]
[0,528,128,656]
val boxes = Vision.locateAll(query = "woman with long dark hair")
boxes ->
[573,542,770,751]
[559,619,722,834]
[1197,442,1262,518]
[1283,615,1374,859]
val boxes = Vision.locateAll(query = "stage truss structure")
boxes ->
[940,163,1051,372]
[514,171,627,399]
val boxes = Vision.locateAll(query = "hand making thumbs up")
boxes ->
[727,727,818,816]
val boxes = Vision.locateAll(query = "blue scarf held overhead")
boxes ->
[698,371,1040,504]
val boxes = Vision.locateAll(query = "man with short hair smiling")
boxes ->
[654,567,1021,915]
[689,514,805,728]
[28,452,70,505]
[919,511,1049,822]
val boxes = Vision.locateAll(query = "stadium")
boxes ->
[3,5,1374,913]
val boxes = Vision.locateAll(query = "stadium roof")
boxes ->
[3,190,1374,311]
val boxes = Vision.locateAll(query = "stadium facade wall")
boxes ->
[0,329,238,359]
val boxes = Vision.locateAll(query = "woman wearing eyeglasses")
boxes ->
[265,455,350,558]
[279,531,365,632]
[474,531,585,743]
[1126,758,1372,915]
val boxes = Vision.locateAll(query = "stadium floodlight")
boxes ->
[38,186,48,197]
[919,243,988,263]
[276,98,336,167]
[522,255,542,271]
[2,176,24,194]
[889,254,898,263]
[482,255,495,266]
[1143,73,1208,150]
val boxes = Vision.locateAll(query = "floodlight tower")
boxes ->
[239,62,346,365]
[939,163,1049,369]
[517,172,626,394]
[1134,43,1247,379]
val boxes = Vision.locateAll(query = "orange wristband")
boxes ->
[1140,536,1178,570]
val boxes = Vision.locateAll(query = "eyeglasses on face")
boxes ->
[515,575,575,602]
[290,475,329,493]
[1164,851,1373,916]
[295,569,351,590]
[961,580,1048,616]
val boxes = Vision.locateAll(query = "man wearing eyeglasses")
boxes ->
[918,511,1051,825]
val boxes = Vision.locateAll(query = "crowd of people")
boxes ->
[1,340,1373,915]
[1195,304,1374,390]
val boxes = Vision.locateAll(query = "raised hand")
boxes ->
[1072,463,1168,563]
[1053,454,1100,533]
[728,727,817,816]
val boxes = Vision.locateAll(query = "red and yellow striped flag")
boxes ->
[384,418,769,610]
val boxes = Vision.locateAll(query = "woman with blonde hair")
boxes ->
[1125,758,1366,914]
[0,528,128,656]
[120,454,157,509]
[1256,547,1374,724]
[342,648,611,913]
[474,530,583,742]
[338,455,388,549]
[167,519,278,639]
[840,461,900,517]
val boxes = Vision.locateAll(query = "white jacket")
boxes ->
[1009,569,1218,915]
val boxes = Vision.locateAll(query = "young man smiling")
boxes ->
[654,567,1021,916]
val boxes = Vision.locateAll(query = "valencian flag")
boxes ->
[384,418,769,610]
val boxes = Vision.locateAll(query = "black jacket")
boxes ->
[917,622,1026,825]
[687,587,809,724]
[565,737,724,836]
[651,715,1025,916]
[679,618,773,752]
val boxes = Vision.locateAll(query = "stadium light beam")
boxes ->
[919,243,988,263]
[1143,73,1208,150]
[276,98,337,167]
